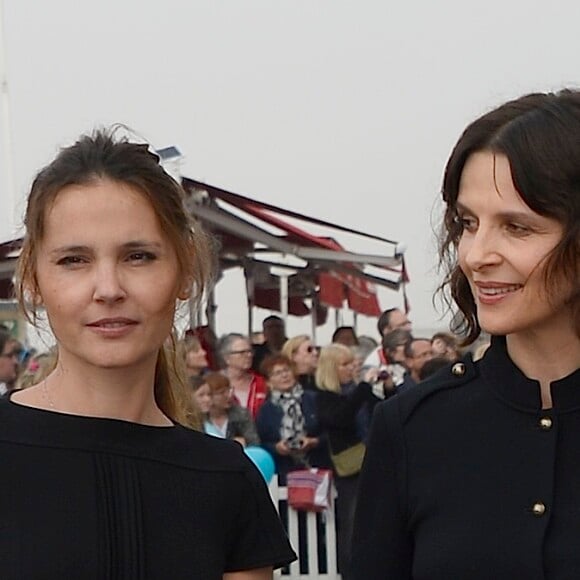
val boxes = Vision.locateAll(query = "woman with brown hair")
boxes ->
[1,130,295,579]
[352,90,580,578]
[181,334,209,378]
[204,371,260,447]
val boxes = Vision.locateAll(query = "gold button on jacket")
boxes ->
[532,502,546,516]
[451,363,465,376]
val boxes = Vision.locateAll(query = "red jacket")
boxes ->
[232,372,268,419]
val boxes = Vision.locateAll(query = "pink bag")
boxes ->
[287,469,333,512]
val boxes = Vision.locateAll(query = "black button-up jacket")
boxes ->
[352,335,580,579]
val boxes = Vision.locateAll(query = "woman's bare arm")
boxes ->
[223,566,273,580]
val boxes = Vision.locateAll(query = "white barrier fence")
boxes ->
[269,476,341,580]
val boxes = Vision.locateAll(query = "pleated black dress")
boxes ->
[0,398,296,579]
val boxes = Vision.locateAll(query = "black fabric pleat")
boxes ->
[94,454,145,580]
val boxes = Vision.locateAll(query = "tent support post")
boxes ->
[310,295,317,344]
[244,266,254,338]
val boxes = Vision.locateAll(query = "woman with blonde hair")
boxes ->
[281,334,318,390]
[1,129,295,578]
[315,343,381,580]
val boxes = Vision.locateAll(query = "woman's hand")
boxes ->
[363,367,380,384]
[300,436,319,451]
[233,436,247,447]
[275,440,292,456]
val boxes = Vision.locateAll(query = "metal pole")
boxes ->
[245,266,254,338]
[270,265,295,327]
[279,273,289,322]
[206,288,216,331]
[310,295,317,344]
[0,0,16,232]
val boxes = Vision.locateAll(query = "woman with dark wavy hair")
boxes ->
[1,129,295,579]
[352,89,580,579]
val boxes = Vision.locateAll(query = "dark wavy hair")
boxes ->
[439,89,580,344]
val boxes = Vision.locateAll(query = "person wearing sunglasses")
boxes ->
[281,335,319,392]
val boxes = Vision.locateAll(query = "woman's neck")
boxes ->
[506,325,580,408]
[227,367,250,384]
[208,407,227,421]
[13,356,171,426]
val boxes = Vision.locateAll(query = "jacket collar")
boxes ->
[480,335,580,413]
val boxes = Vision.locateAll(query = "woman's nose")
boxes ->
[92,264,127,303]
[462,227,502,271]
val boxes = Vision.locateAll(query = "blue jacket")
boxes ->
[256,389,332,483]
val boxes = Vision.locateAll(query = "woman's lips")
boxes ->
[86,318,138,337]
[474,282,523,305]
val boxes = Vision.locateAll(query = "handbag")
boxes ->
[287,468,333,512]
[330,441,366,477]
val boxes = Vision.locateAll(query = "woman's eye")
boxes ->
[506,223,530,235]
[454,215,477,232]
[56,255,86,267]
[128,251,156,263]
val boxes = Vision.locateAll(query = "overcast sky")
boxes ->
[1,0,578,343]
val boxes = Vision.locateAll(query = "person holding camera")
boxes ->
[256,354,330,484]
[363,329,415,396]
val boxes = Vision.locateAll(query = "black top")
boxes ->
[351,336,580,579]
[297,373,318,392]
[316,382,377,456]
[252,342,275,374]
[0,397,296,580]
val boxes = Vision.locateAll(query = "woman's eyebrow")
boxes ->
[48,244,91,257]
[456,203,534,222]
[121,240,164,250]
[455,202,473,214]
